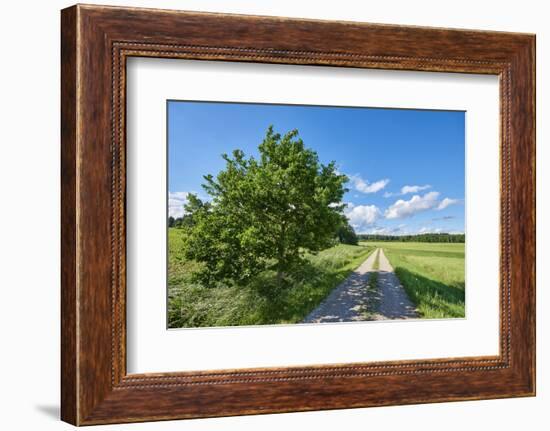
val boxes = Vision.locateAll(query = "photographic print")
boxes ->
[167,101,465,328]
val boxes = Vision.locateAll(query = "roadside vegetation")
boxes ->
[168,228,374,328]
[364,242,465,318]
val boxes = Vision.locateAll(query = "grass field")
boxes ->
[363,241,465,319]
[168,228,375,328]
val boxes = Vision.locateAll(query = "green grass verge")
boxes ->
[361,249,381,320]
[367,249,379,291]
[168,228,375,328]
[362,242,465,319]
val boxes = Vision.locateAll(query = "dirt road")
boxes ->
[302,250,378,323]
[367,249,418,320]
[302,248,418,323]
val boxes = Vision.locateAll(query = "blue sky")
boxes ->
[168,101,464,235]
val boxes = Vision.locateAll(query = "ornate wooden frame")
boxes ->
[61,4,535,425]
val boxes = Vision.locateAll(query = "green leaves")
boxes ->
[337,220,359,245]
[182,126,348,288]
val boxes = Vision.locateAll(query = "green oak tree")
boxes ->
[182,126,348,287]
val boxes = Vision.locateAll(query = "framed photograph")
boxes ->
[61,4,535,425]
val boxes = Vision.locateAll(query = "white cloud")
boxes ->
[365,226,393,235]
[345,204,382,230]
[418,226,443,234]
[437,197,460,210]
[168,191,189,218]
[349,174,389,194]
[384,184,431,197]
[358,223,463,236]
[401,184,431,194]
[359,224,408,235]
[385,191,440,219]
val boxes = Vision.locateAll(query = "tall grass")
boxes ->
[168,228,375,328]
[364,242,465,319]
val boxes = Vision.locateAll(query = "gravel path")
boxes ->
[302,249,378,323]
[302,248,418,323]
[367,249,418,320]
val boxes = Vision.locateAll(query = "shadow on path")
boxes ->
[302,250,378,323]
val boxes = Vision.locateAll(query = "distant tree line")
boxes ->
[358,233,465,243]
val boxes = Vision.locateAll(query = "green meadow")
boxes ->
[363,241,465,319]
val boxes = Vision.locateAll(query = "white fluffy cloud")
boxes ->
[385,191,440,219]
[401,184,431,194]
[384,192,461,219]
[345,204,382,230]
[168,191,189,218]
[350,174,389,194]
[437,197,460,210]
[384,184,431,197]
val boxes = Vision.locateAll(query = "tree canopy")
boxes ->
[181,126,348,287]
[336,220,359,245]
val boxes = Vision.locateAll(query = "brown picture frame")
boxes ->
[61,4,536,426]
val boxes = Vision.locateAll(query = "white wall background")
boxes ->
[0,1,546,429]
